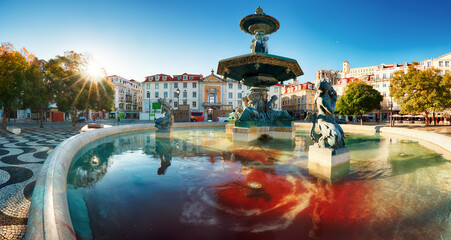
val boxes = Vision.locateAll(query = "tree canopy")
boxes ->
[335,81,383,125]
[0,42,34,129]
[390,66,451,125]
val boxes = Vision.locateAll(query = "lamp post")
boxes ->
[176,88,180,109]
[390,83,393,127]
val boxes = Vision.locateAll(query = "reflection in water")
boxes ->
[67,128,451,240]
[155,139,173,175]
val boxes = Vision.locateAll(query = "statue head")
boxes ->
[271,95,277,101]
[315,78,331,93]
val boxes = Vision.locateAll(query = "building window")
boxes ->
[238,84,242,89]
[174,102,178,108]
[193,92,197,97]
[383,83,386,87]
[427,62,431,67]
[382,73,386,79]
[146,84,150,89]
[164,92,168,98]
[183,82,187,88]
[390,73,393,79]
[192,101,196,108]
[146,91,150,98]
[439,61,443,67]
[183,91,187,98]
[228,84,233,89]
[156,76,160,81]
[376,74,380,80]
[155,92,159,98]
[174,83,178,88]
[183,75,187,80]
[155,84,159,89]
[183,100,187,105]
[446,61,449,67]
[164,83,168,89]
[228,93,233,98]
[238,93,242,99]
[177,76,181,80]
[149,77,153,81]
[228,102,232,105]
[192,82,197,88]
[275,88,278,92]
[189,76,193,80]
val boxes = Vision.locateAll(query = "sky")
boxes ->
[1,0,451,83]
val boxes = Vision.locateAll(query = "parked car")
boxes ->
[336,119,346,124]
[190,112,204,122]
[216,116,228,122]
[76,116,86,123]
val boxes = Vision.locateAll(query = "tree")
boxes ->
[22,59,53,128]
[46,51,114,126]
[335,81,383,125]
[0,43,34,129]
[390,66,451,126]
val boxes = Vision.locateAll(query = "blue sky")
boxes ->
[1,0,450,83]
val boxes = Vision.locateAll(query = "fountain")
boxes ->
[25,7,451,240]
[218,7,303,142]
[308,78,350,182]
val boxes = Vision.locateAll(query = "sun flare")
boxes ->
[86,60,105,81]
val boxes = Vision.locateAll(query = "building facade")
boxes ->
[107,75,142,119]
[142,70,282,121]
[281,81,316,119]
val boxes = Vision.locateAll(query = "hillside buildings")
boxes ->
[281,82,316,119]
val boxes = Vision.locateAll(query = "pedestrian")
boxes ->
[117,116,120,125]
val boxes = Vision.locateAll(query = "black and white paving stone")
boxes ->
[0,127,82,240]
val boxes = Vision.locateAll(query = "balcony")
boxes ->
[203,102,223,106]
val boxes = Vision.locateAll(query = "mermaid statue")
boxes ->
[310,79,345,148]
[155,98,174,129]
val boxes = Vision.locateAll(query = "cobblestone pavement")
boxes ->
[0,127,81,240]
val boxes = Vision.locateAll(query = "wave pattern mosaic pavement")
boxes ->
[0,127,81,240]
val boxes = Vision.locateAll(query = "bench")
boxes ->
[6,126,21,135]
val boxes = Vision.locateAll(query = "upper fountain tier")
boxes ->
[217,7,303,87]
[239,6,280,36]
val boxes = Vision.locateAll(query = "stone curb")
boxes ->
[25,122,225,240]
[295,122,451,153]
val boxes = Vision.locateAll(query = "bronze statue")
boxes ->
[155,98,174,129]
[310,79,345,148]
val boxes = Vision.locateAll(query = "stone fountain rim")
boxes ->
[25,123,451,239]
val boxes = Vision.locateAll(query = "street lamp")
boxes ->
[176,88,180,109]
[389,83,393,127]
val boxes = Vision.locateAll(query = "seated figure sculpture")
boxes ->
[236,93,292,125]
[155,98,174,129]
[310,79,345,148]
[266,95,292,122]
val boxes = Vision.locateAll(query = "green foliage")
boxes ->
[22,60,53,127]
[335,81,383,119]
[0,43,29,128]
[390,66,451,125]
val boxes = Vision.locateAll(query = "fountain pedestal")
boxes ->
[308,145,350,182]
[232,126,295,142]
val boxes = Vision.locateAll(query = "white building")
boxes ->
[107,75,142,119]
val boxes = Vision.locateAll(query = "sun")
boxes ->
[86,60,105,81]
